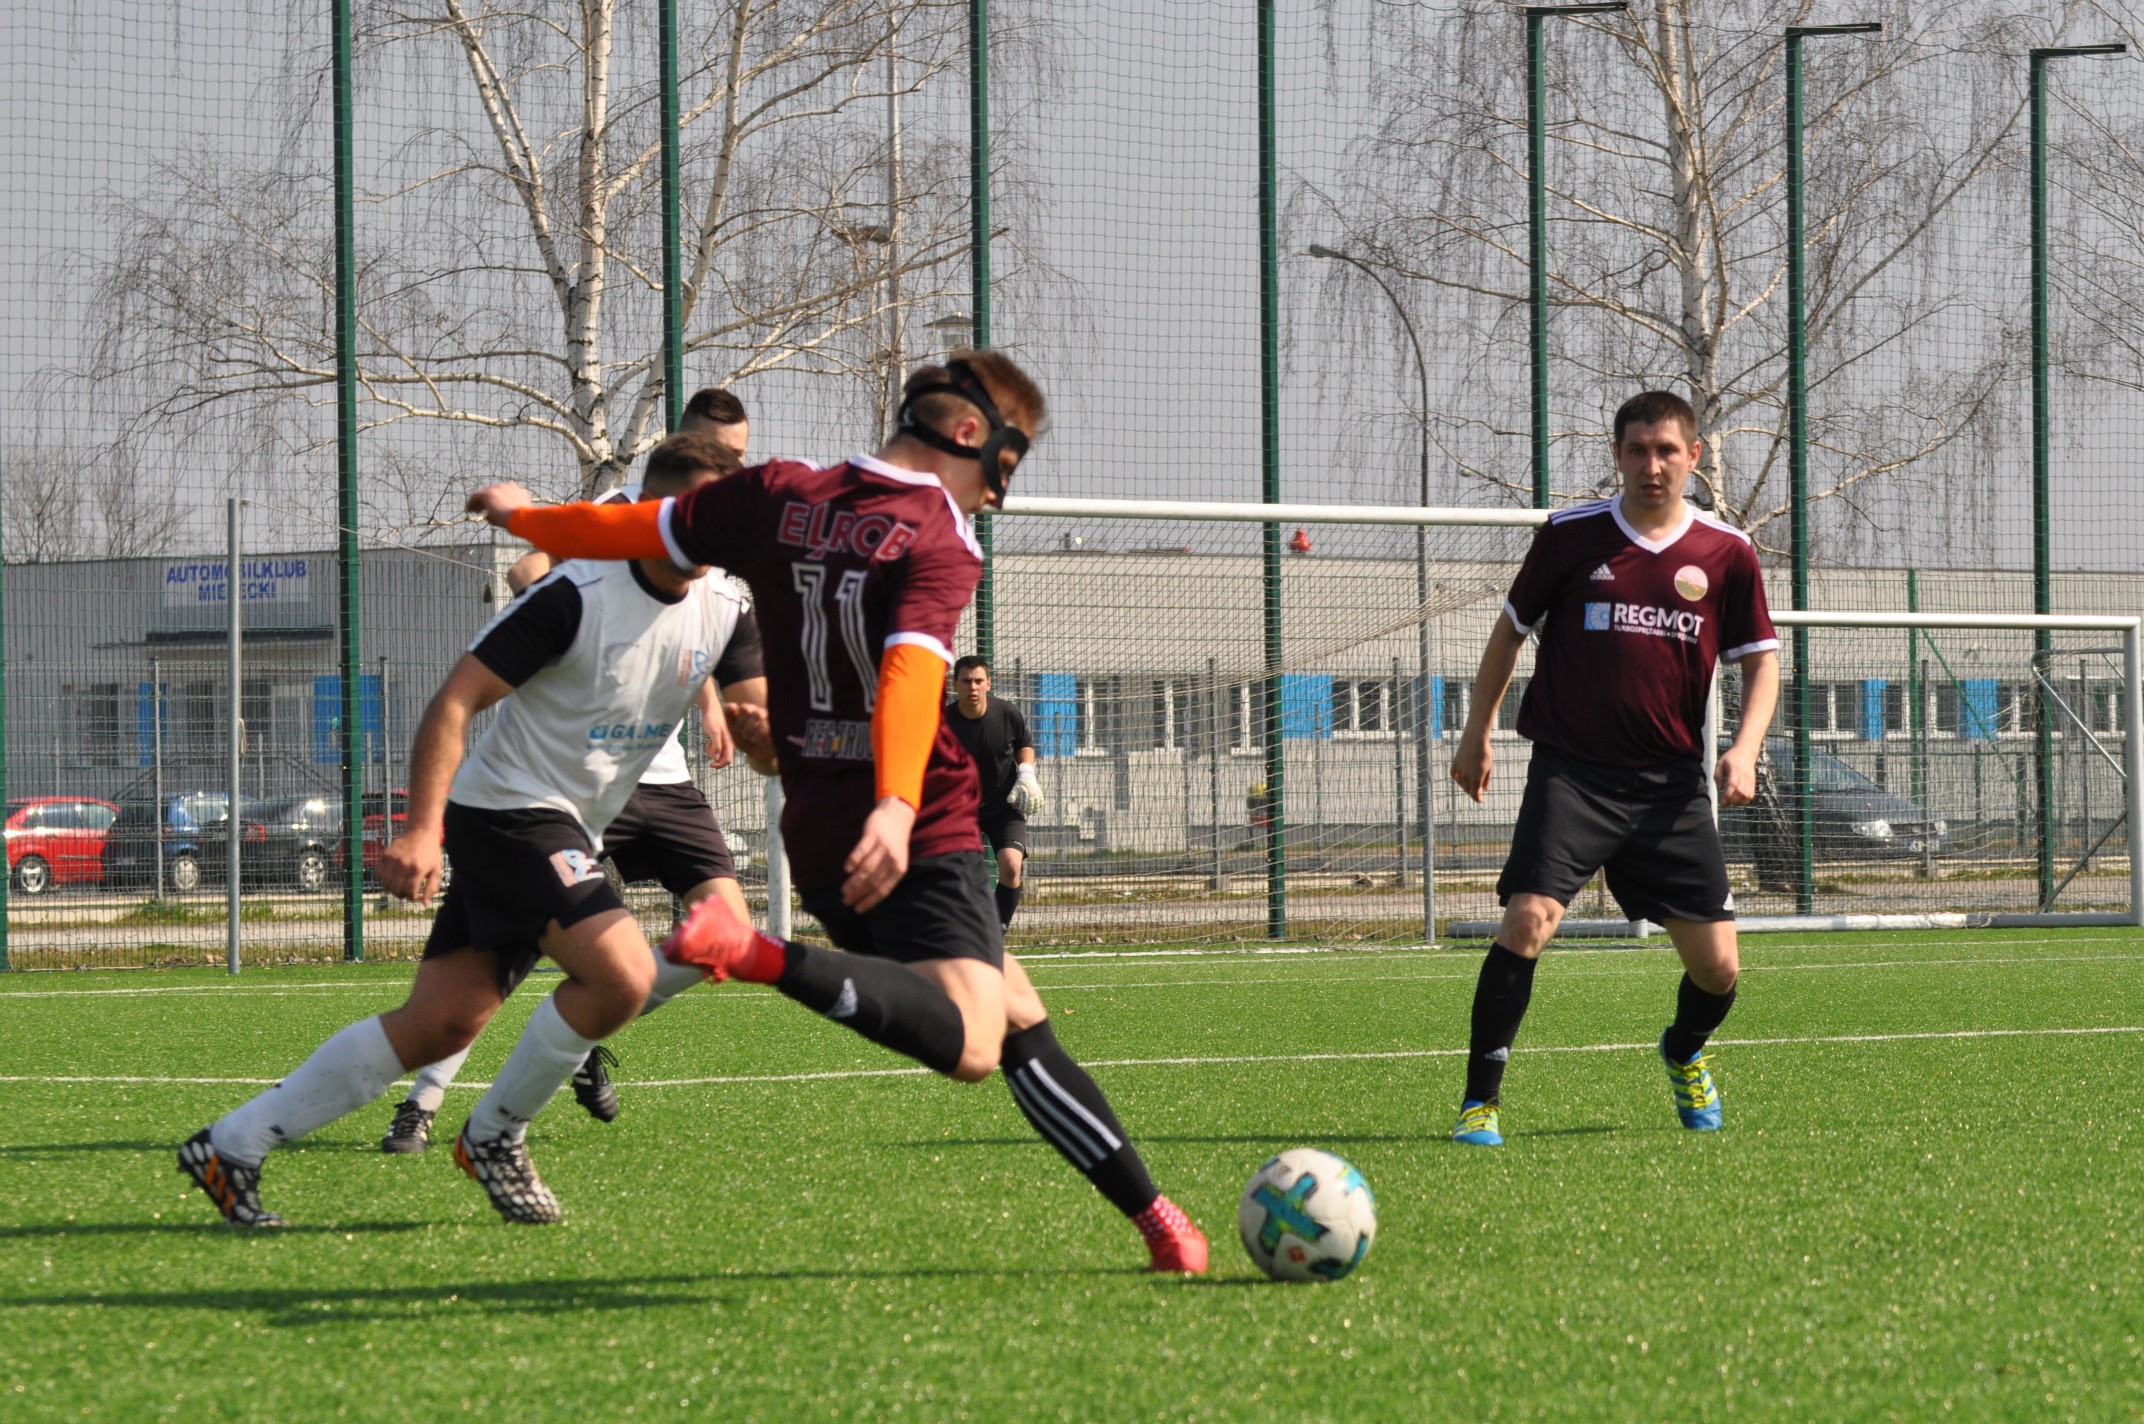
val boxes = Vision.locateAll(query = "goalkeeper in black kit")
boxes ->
[946,655,1044,929]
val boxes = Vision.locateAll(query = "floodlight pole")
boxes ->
[1307,244,1435,941]
[1527,3,1625,509]
[1786,22,1881,916]
[2031,43,2125,909]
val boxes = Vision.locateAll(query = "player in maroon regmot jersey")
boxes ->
[466,353,1208,1271]
[1445,390,1781,1147]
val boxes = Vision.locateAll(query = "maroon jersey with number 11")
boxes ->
[656,454,984,890]
[1504,497,1778,768]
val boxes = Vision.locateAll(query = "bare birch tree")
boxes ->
[88,0,987,524]
[1302,0,2131,562]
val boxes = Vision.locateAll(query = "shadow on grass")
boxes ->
[4,1275,711,1325]
[0,1221,426,1240]
[1512,1124,1621,1139]
[885,1133,1442,1150]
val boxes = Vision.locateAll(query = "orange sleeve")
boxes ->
[505,500,669,562]
[873,643,948,810]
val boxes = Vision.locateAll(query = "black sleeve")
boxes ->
[1004,702,1033,754]
[469,576,582,687]
[713,607,764,686]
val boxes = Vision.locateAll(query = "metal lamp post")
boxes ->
[1525,4,1627,509]
[2031,43,2126,908]
[1307,244,1436,943]
[1786,21,1882,915]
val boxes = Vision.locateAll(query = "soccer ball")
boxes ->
[1237,1148,1377,1282]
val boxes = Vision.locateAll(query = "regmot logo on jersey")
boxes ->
[777,501,920,562]
[1583,600,1705,644]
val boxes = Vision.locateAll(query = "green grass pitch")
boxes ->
[3,929,2142,1421]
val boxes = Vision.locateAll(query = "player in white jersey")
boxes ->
[178,434,757,1227]
[378,412,765,1150]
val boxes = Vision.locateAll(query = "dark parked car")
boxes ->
[5,797,119,895]
[253,794,343,892]
[103,792,267,893]
[1723,737,1947,883]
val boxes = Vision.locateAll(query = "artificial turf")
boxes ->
[1,928,2140,1421]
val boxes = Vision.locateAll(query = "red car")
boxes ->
[7,797,121,895]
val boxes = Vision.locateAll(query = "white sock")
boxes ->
[210,1016,403,1165]
[463,996,597,1143]
[406,1046,473,1113]
[640,947,703,1015]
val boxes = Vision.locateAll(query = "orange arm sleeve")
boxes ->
[505,501,668,562]
[873,643,948,810]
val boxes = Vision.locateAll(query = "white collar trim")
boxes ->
[845,454,982,559]
[1610,495,1694,555]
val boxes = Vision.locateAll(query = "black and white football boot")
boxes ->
[177,1128,286,1227]
[453,1125,564,1225]
[570,1045,620,1123]
[380,1100,435,1154]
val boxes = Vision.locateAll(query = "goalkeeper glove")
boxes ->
[1009,764,1045,817]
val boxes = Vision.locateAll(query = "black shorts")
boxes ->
[424,802,628,995]
[799,852,1003,968]
[978,804,1028,857]
[1497,743,1734,925]
[601,780,735,895]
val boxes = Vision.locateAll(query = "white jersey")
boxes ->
[449,558,755,841]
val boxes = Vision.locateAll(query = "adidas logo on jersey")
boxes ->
[1589,564,1615,581]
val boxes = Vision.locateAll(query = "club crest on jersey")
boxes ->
[777,500,920,563]
[1674,564,1709,601]
[676,647,714,686]
[548,849,606,887]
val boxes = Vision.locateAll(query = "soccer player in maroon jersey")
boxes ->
[465,352,1207,1271]
[1446,390,1781,1146]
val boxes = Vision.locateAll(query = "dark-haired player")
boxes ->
[179,434,758,1226]
[946,655,1043,929]
[467,352,1208,1272]
[1447,390,1780,1146]
[380,390,765,1148]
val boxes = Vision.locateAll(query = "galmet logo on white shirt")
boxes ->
[1583,601,1705,645]
[587,719,678,752]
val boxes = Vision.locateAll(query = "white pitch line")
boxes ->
[8,1023,2142,1093]
[6,943,2144,1002]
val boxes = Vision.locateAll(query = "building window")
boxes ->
[1332,678,1392,737]
[1496,677,1528,732]
[64,683,124,765]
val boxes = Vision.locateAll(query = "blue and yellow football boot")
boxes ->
[1659,1031,1722,1131]
[1451,1099,1503,1146]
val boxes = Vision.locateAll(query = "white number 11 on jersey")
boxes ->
[792,562,878,713]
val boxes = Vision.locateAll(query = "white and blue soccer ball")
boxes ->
[1237,1148,1377,1282]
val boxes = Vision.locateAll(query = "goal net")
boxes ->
[957,498,2143,947]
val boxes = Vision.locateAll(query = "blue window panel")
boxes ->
[1280,674,1332,740]
[1961,678,2000,741]
[1427,675,1445,740]
[1860,679,1887,741]
[136,683,172,767]
[1032,672,1077,758]
[312,675,385,764]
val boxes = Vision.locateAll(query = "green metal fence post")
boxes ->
[1525,5,1625,510]
[0,416,9,971]
[2030,43,2125,909]
[1786,22,1880,917]
[1907,569,1924,813]
[660,0,683,432]
[1258,0,1285,937]
[970,0,995,665]
[334,0,364,962]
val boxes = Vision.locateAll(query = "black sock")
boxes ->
[1662,973,1737,1063]
[774,942,967,1076]
[1001,1020,1159,1217]
[994,882,1023,929]
[1463,942,1538,1105]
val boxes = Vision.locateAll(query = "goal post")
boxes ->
[977,495,2143,946]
